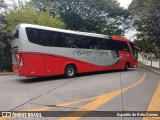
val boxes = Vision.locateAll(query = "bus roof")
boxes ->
[19,23,110,39]
[111,36,133,43]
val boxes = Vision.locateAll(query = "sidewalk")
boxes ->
[139,63,160,74]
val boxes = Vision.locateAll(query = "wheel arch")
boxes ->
[64,63,77,73]
[126,61,131,68]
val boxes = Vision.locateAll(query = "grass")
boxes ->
[138,61,144,65]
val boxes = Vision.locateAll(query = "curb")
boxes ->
[139,64,160,74]
[0,72,14,76]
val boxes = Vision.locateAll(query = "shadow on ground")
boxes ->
[17,68,136,84]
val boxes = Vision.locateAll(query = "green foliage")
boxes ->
[0,2,65,71]
[32,0,130,35]
[129,0,160,59]
[0,0,131,71]
[0,0,6,10]
[5,4,65,35]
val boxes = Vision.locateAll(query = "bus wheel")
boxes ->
[124,63,129,71]
[65,65,76,78]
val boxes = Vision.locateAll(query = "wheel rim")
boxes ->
[67,67,74,77]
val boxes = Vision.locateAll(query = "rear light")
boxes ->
[16,54,23,67]
[16,54,20,62]
[20,57,23,67]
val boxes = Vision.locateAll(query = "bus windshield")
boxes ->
[129,43,138,58]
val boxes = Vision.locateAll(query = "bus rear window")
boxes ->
[12,28,19,40]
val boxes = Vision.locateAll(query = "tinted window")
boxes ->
[90,37,101,49]
[26,28,91,49]
[90,38,113,50]
[120,42,130,51]
[36,29,49,46]
[65,34,88,48]
[129,43,138,58]
[49,32,90,49]
[49,31,67,47]
[101,39,113,50]
[26,28,35,43]
[112,41,130,51]
[26,28,50,46]
[65,34,76,47]
[26,27,112,50]
[78,36,90,49]
[65,34,90,49]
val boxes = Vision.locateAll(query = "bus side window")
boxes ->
[26,28,50,46]
[112,40,130,53]
[90,38,99,49]
[55,32,67,47]
[26,28,37,44]
[36,29,49,46]
[65,34,77,48]
[49,31,67,47]
[49,32,57,47]
[77,35,90,49]
[101,39,113,50]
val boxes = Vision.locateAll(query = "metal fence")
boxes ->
[138,54,160,69]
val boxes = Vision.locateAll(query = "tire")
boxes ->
[124,63,129,71]
[65,65,76,78]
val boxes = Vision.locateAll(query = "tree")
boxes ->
[0,2,65,71]
[31,0,130,35]
[0,0,6,71]
[129,0,160,59]
[0,0,5,11]
[4,4,65,35]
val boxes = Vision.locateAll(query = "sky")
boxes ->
[5,0,133,10]
[4,0,133,10]
[117,0,133,9]
[117,0,136,40]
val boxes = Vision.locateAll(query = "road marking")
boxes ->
[0,70,147,120]
[28,97,97,111]
[58,71,146,120]
[143,82,160,120]
[0,93,98,120]
[0,117,9,120]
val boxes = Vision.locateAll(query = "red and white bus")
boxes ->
[12,24,138,78]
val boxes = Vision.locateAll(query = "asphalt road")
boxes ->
[0,68,160,120]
